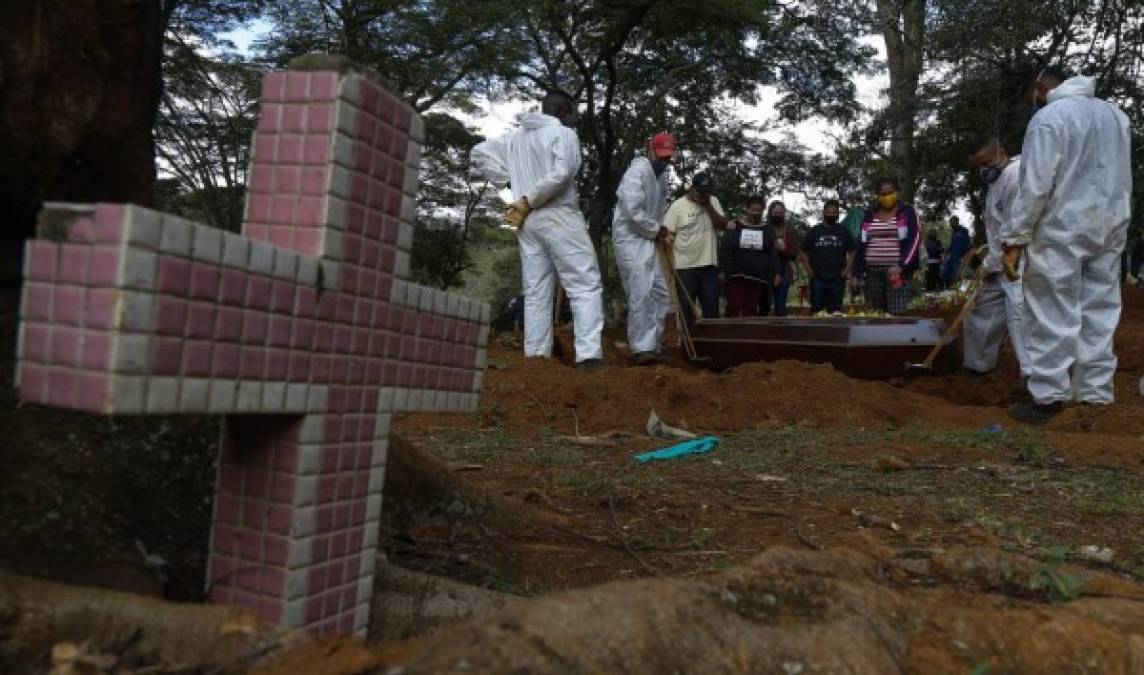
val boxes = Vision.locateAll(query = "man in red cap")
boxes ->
[612,132,676,365]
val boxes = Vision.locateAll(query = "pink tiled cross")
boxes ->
[14,65,490,636]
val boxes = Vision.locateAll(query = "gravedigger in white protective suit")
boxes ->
[470,91,605,371]
[612,133,677,366]
[999,67,1133,424]
[963,137,1031,385]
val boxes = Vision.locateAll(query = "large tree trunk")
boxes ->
[0,0,162,256]
[877,0,925,202]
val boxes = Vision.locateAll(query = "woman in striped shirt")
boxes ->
[850,177,922,314]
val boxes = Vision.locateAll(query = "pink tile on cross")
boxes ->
[279,134,304,163]
[285,72,310,102]
[282,105,307,134]
[88,246,121,287]
[25,241,58,281]
[186,302,218,339]
[154,296,189,336]
[80,331,114,371]
[183,340,214,377]
[53,286,85,327]
[303,134,330,165]
[92,204,126,242]
[301,167,328,196]
[211,343,240,378]
[189,263,221,301]
[22,323,51,363]
[157,257,192,296]
[58,244,89,285]
[150,336,184,375]
[239,346,267,379]
[261,72,287,102]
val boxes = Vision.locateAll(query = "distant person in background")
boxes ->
[925,231,945,291]
[851,177,922,314]
[766,200,799,316]
[664,171,731,328]
[941,216,972,287]
[841,198,867,304]
[800,200,855,313]
[722,195,781,317]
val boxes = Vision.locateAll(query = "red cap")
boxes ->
[650,132,676,158]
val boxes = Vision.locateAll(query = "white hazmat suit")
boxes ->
[963,157,1031,377]
[1000,76,1133,404]
[612,157,670,355]
[471,113,604,362]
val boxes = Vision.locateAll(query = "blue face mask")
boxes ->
[652,159,670,176]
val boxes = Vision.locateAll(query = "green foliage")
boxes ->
[156,49,261,232]
[1036,546,1083,603]
[257,0,523,112]
[823,0,1144,225]
[409,112,503,290]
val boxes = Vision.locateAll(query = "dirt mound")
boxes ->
[399,351,1009,441]
[378,545,1144,674]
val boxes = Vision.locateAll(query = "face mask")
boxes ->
[877,192,899,209]
[824,215,840,225]
[652,159,670,176]
[979,165,1003,184]
[769,215,785,226]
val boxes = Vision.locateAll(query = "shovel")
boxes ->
[905,266,987,375]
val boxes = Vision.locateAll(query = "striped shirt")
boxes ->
[865,217,900,266]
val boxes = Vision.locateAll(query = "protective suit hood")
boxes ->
[520,112,560,130]
[1047,76,1096,104]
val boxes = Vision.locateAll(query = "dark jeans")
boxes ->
[677,265,721,328]
[810,278,845,314]
[925,264,942,291]
[773,268,792,316]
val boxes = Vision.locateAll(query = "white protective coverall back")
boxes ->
[1000,76,1133,404]
[612,156,670,355]
[471,113,604,362]
[963,157,1031,376]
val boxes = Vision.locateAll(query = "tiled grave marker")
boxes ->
[15,61,490,636]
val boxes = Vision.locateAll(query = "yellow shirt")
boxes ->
[664,195,724,269]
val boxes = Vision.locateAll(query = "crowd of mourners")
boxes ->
[473,65,1133,425]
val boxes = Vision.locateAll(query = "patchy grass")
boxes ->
[1077,475,1144,516]
[408,421,1143,588]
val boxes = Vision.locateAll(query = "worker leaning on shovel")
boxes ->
[612,132,677,366]
[962,136,1032,394]
[470,90,606,372]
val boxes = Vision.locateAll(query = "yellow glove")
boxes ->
[505,197,532,229]
[1002,245,1023,281]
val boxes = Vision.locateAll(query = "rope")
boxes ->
[657,238,702,362]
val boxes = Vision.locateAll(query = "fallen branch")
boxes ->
[796,518,824,551]
[608,496,662,576]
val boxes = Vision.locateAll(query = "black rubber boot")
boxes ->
[633,351,662,366]
[576,358,605,373]
[1008,400,1063,425]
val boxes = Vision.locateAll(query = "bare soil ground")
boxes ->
[3,287,1144,673]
